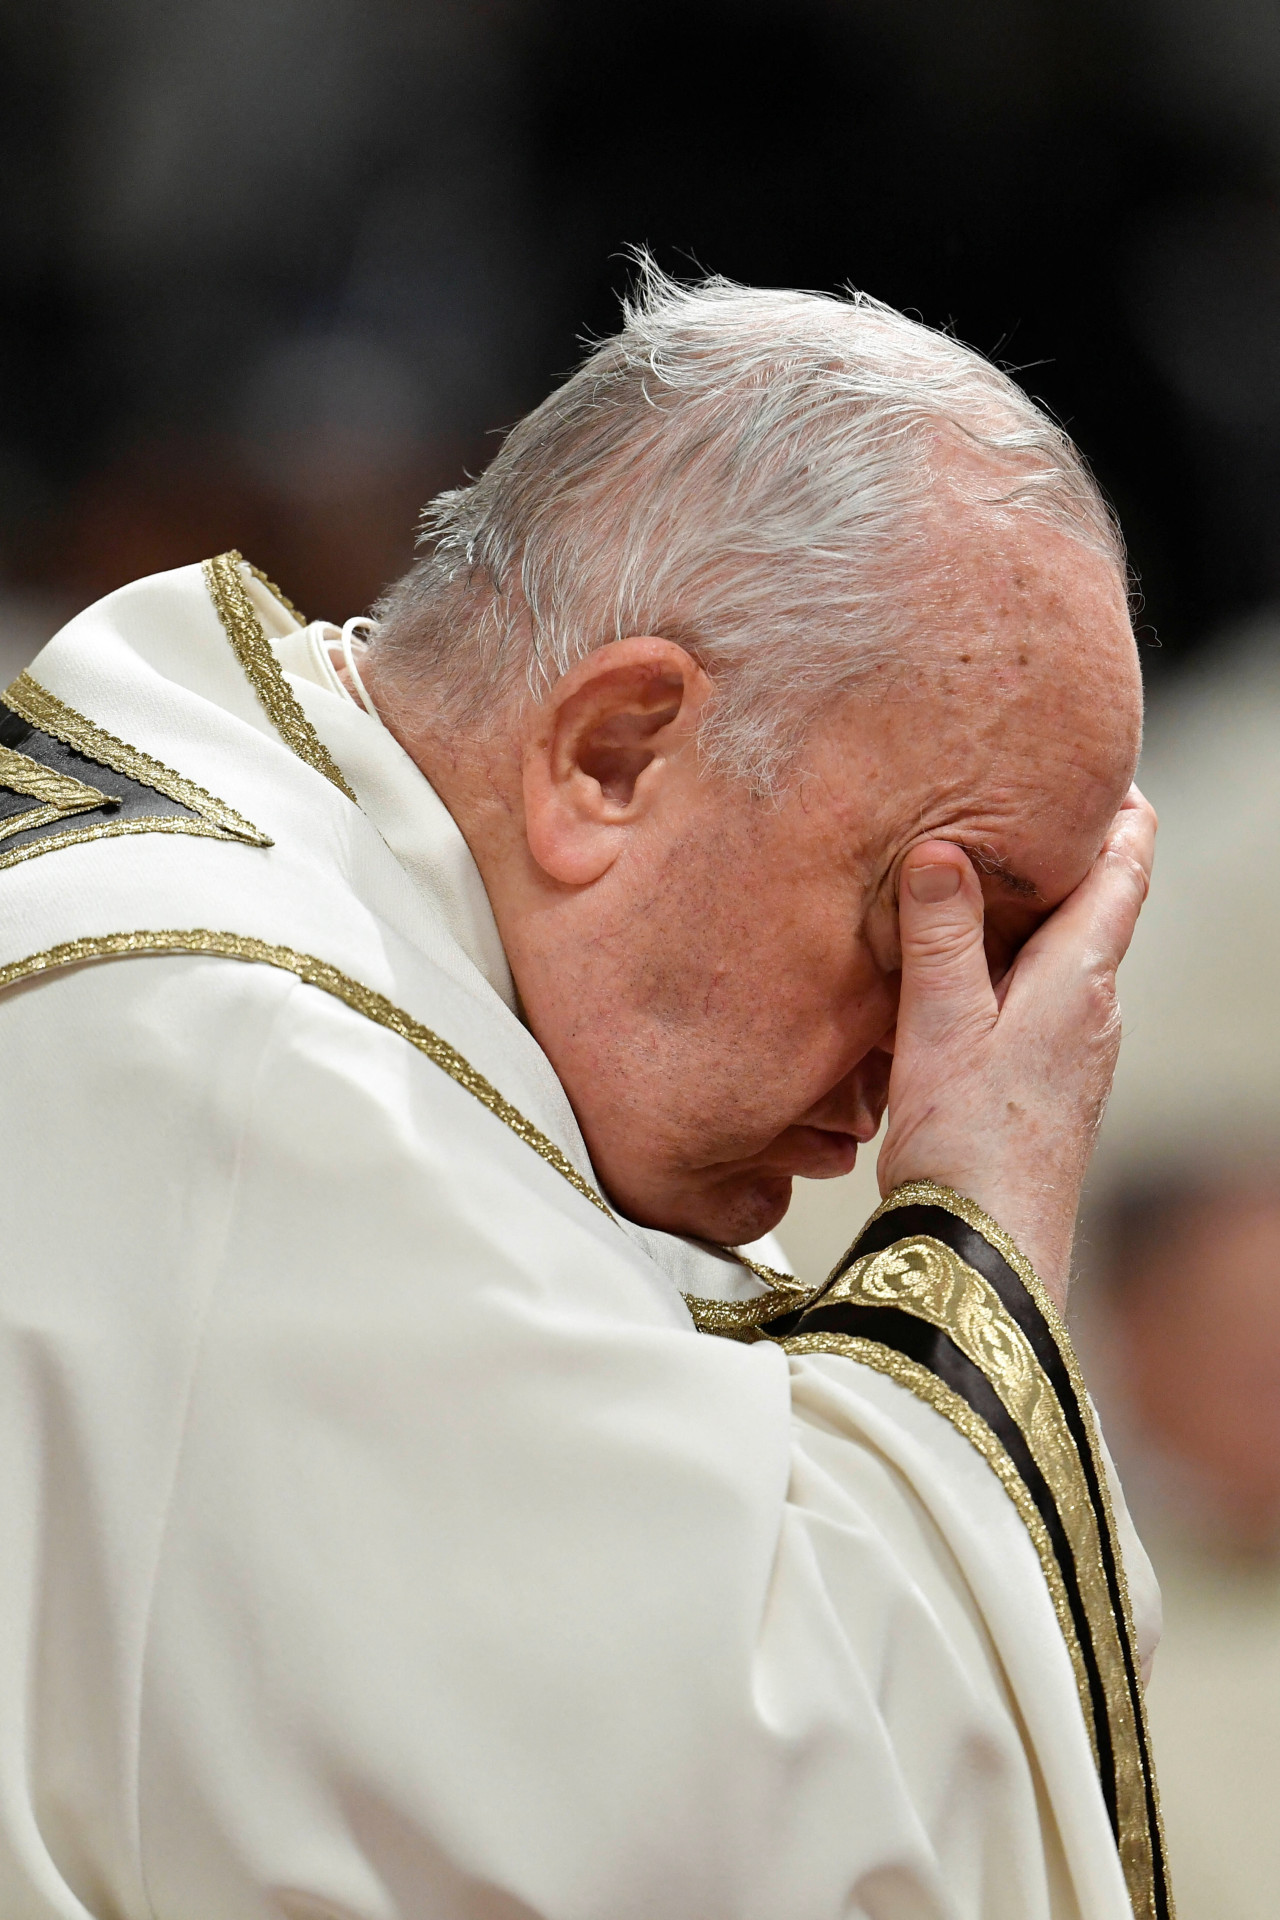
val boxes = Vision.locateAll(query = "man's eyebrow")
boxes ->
[959,843,1042,900]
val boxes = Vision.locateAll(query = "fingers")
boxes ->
[1015,786,1158,987]
[895,841,998,1049]
[1116,780,1155,820]
[1108,783,1157,878]
[1086,792,1157,973]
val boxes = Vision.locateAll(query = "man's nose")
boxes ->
[806,1046,893,1142]
[851,1046,893,1139]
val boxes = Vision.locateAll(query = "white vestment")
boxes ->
[0,558,1162,1920]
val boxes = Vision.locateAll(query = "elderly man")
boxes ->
[0,270,1165,1920]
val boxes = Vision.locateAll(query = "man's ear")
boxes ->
[522,637,713,886]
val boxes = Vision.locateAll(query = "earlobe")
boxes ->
[521,638,711,888]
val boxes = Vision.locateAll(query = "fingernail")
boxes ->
[906,863,962,903]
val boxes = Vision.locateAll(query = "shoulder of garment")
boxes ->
[0,557,1168,1920]
[0,551,791,1312]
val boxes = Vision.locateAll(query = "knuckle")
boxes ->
[904,920,985,967]
[1080,962,1120,1027]
[1104,843,1150,894]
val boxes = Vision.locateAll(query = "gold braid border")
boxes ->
[0,927,812,1310]
[0,814,269,875]
[0,674,272,872]
[0,740,108,817]
[202,552,356,802]
[0,802,68,844]
[0,930,611,1219]
[865,1179,1171,1903]
[783,1183,1169,1920]
[684,1251,823,1341]
[784,1326,1096,1766]
[242,560,307,626]
[4,673,269,845]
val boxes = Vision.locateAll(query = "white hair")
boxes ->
[372,257,1126,788]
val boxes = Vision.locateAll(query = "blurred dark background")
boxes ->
[3,0,1280,671]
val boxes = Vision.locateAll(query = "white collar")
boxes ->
[270,613,790,1287]
[273,620,518,1016]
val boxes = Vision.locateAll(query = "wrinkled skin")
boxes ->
[374,495,1150,1307]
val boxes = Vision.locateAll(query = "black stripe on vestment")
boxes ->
[788,1294,1119,1836]
[837,1204,1169,1917]
[0,700,196,849]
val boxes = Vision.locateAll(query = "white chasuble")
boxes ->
[0,555,1168,1920]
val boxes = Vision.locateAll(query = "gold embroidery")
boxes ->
[0,742,111,843]
[0,924,794,1322]
[0,929,611,1221]
[812,1195,1166,1920]
[0,805,74,845]
[3,674,270,845]
[0,742,109,816]
[865,1180,1065,1336]
[683,1285,808,1341]
[0,815,274,874]
[0,676,272,871]
[734,1251,806,1293]
[868,1179,1169,1908]
[243,560,307,626]
[840,1239,1061,1461]
[829,1239,1123,1722]
[203,552,356,802]
[782,1327,1097,1767]
[684,1250,822,1341]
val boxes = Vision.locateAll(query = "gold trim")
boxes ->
[684,1289,803,1342]
[203,552,355,801]
[3,673,270,848]
[0,742,109,818]
[0,925,796,1311]
[828,1241,1122,1736]
[0,803,64,844]
[1078,1418,1171,1918]
[684,1256,822,1341]
[0,929,611,1221]
[871,1185,1142,1621]
[866,1180,1066,1339]
[808,1211,1164,1919]
[733,1251,806,1292]
[0,815,255,874]
[0,731,109,844]
[869,1177,1169,1898]
[243,560,307,627]
[782,1327,1095,1764]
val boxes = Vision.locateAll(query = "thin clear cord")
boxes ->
[338,616,380,717]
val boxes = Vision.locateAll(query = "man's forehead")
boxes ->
[847,770,1122,920]
[800,538,1139,902]
[957,840,1042,901]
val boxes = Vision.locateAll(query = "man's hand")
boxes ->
[877,789,1157,1310]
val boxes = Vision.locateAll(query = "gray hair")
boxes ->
[372,257,1125,788]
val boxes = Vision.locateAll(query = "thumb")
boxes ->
[896,842,996,1050]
